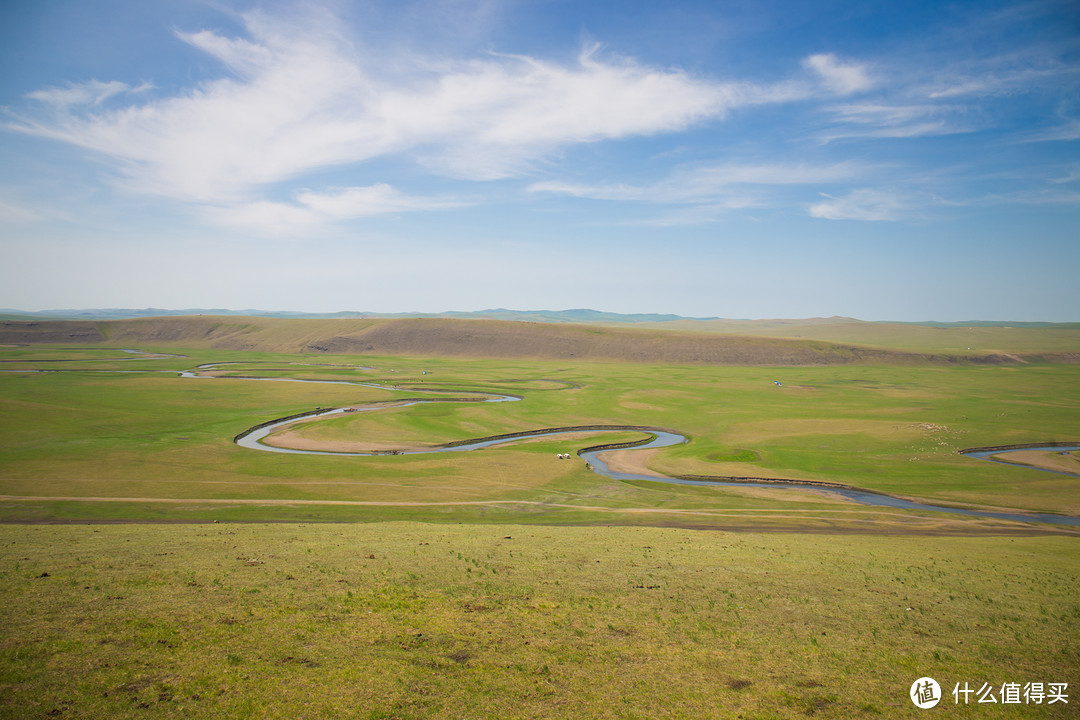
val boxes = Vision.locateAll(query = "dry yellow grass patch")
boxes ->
[598,448,667,477]
[263,428,625,455]
[992,449,1080,475]
[699,484,855,505]
[617,401,667,413]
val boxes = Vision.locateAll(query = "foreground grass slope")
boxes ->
[2,524,1076,719]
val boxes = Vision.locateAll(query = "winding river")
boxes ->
[6,352,1078,526]
[217,363,1080,527]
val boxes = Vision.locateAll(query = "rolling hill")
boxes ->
[2,315,1065,365]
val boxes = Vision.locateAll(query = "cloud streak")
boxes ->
[5,12,800,206]
[4,5,879,234]
[26,80,154,107]
[808,189,913,221]
[204,184,468,235]
[530,161,866,223]
[5,1,1075,238]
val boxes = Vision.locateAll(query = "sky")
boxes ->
[1,0,1077,321]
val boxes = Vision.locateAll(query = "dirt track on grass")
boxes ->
[3,495,1077,535]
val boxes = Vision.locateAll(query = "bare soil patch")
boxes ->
[600,448,667,477]
[992,449,1080,476]
[263,427,626,455]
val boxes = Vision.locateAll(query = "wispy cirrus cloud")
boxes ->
[0,196,44,224]
[926,63,1080,100]
[1020,109,1080,143]
[810,35,1080,144]
[204,184,469,235]
[4,12,785,205]
[25,79,154,107]
[808,189,914,221]
[530,160,865,223]
[3,6,873,233]
[815,103,960,142]
[10,2,1070,240]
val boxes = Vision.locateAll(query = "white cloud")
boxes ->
[530,161,863,215]
[626,199,764,227]
[5,4,858,215]
[1049,167,1080,185]
[927,65,1079,100]
[5,11,773,202]
[809,45,1080,144]
[176,29,276,78]
[809,189,911,221]
[205,183,466,235]
[815,103,960,142]
[296,184,464,216]
[526,181,647,201]
[1022,115,1080,143]
[975,188,1080,207]
[667,161,861,196]
[26,79,153,107]
[14,6,968,238]
[803,54,874,95]
[0,197,43,224]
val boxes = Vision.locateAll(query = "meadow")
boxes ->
[1,344,1078,526]
[2,524,1077,719]
[1,327,1078,718]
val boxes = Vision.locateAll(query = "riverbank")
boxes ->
[993,449,1080,475]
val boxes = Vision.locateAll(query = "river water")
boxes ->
[229,373,1080,526]
[17,354,1075,527]
[579,434,1080,526]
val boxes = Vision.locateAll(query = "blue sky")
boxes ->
[1,0,1077,320]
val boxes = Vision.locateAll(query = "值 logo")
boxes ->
[911,677,941,709]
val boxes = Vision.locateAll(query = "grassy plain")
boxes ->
[648,318,1080,355]
[1,345,1078,524]
[1,333,1078,718]
[2,523,1078,719]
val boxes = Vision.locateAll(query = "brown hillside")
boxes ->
[0,320,106,344]
[0,316,1020,365]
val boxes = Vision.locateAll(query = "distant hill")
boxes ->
[427,308,720,324]
[0,308,363,321]
[892,320,1080,329]
[1,315,1065,365]
[0,307,718,323]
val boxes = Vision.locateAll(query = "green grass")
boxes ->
[1,347,1079,523]
[1,523,1076,719]
[652,318,1080,354]
[1,344,1078,718]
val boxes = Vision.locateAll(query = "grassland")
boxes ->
[646,317,1080,356]
[1,320,1078,718]
[1,343,1078,525]
[2,524,1077,719]
[6,314,1079,362]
